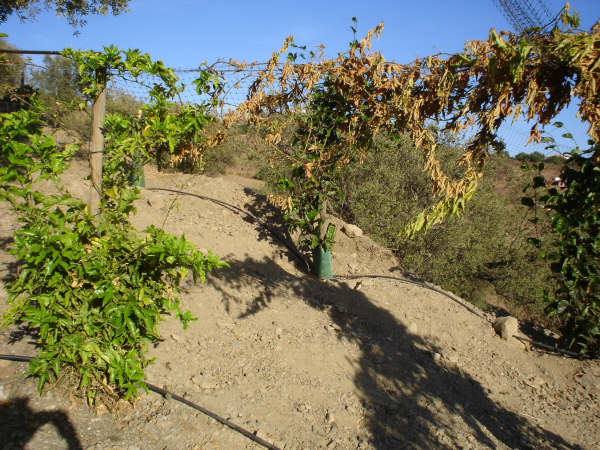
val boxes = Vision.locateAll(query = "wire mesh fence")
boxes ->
[0,53,579,155]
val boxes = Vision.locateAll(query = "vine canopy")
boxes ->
[225,5,600,236]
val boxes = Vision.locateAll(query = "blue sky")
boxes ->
[1,0,599,155]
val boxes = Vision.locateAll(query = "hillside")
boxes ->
[1,159,599,449]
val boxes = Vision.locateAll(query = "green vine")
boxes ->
[525,130,600,356]
[0,46,227,403]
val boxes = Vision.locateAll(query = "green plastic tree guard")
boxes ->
[313,246,332,279]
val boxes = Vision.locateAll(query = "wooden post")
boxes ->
[88,87,106,219]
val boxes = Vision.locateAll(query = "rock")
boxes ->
[95,402,108,416]
[171,333,181,342]
[275,327,283,338]
[445,353,459,364]
[191,374,218,390]
[525,376,547,390]
[575,373,599,393]
[342,224,363,238]
[493,316,519,340]
[296,401,312,413]
[0,385,8,402]
[325,410,334,423]
[407,322,418,334]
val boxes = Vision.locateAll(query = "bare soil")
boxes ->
[1,159,599,449]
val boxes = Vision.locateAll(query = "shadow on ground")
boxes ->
[241,187,311,273]
[207,256,580,449]
[0,397,83,450]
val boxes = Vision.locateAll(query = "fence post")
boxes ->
[89,87,106,219]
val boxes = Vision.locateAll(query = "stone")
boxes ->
[347,262,359,272]
[525,376,547,390]
[95,402,108,416]
[407,322,418,334]
[171,333,181,342]
[576,373,599,394]
[445,353,459,364]
[493,316,519,340]
[325,411,334,423]
[342,224,363,238]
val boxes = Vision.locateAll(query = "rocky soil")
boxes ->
[1,159,599,449]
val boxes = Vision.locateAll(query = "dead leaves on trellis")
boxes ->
[220,12,599,235]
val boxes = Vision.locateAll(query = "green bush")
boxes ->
[544,155,566,165]
[515,151,545,163]
[526,147,600,355]
[333,134,556,320]
[106,88,144,117]
[0,102,226,402]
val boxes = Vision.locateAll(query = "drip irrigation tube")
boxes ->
[0,354,281,450]
[333,273,485,319]
[144,186,310,271]
[144,186,593,360]
[332,274,592,359]
[0,186,590,450]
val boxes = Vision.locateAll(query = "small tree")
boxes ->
[0,0,130,27]
[0,37,25,93]
[30,54,81,105]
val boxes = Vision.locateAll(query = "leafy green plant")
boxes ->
[525,128,600,355]
[277,171,338,253]
[271,72,379,262]
[0,58,227,402]
[62,45,223,173]
[332,132,555,320]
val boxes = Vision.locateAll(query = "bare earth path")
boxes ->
[1,160,599,449]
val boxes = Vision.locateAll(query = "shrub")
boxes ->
[0,101,226,403]
[526,146,600,355]
[514,151,545,163]
[544,155,566,165]
[333,133,556,320]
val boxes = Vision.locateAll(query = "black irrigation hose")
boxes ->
[333,273,486,319]
[512,335,589,359]
[144,382,280,450]
[144,186,311,272]
[144,186,593,359]
[0,354,281,450]
[333,274,592,359]
[0,353,33,363]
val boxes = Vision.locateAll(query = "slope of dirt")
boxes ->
[1,160,599,450]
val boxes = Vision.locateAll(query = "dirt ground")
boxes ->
[1,159,599,449]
